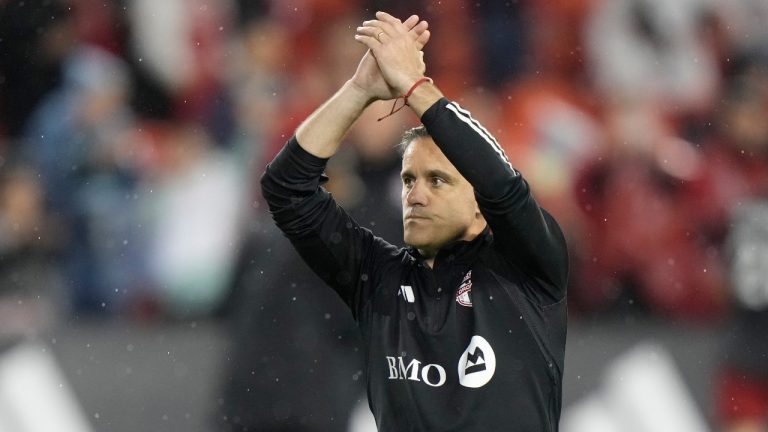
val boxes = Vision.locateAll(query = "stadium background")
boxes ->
[1,0,767,430]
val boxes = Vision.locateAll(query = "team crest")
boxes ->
[456,270,473,307]
[458,335,496,388]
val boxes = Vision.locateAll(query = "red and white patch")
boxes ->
[456,270,473,307]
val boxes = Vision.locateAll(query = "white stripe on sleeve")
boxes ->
[445,102,516,172]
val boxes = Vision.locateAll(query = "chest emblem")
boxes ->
[456,270,473,307]
[458,335,496,388]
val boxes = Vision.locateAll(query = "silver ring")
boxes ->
[377,32,385,42]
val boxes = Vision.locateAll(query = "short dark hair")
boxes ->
[397,125,431,155]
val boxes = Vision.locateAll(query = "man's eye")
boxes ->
[431,177,445,186]
[403,177,414,187]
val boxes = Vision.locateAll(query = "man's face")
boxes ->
[401,137,483,257]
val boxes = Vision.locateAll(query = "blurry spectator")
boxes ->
[685,52,768,242]
[126,0,232,122]
[717,201,768,432]
[22,43,144,315]
[222,14,290,188]
[0,0,76,138]
[572,96,726,321]
[0,163,64,338]
[141,121,246,317]
[585,0,720,117]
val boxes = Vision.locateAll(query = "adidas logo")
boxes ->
[399,285,415,303]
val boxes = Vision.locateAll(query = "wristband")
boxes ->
[378,77,433,121]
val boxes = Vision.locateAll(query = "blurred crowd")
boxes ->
[1,0,768,430]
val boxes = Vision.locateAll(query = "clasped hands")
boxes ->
[350,11,431,103]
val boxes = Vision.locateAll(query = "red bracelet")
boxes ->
[378,77,433,121]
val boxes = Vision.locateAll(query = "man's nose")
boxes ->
[406,181,428,206]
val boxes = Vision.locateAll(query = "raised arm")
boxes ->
[260,15,430,311]
[298,14,430,159]
[421,99,568,300]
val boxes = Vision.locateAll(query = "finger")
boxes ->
[415,29,431,49]
[362,19,399,37]
[410,20,428,38]
[375,11,402,25]
[356,27,390,46]
[375,11,409,35]
[403,14,419,30]
[356,25,384,39]
[354,34,379,50]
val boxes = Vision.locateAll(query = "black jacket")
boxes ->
[261,98,569,431]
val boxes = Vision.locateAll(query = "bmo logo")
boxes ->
[458,336,496,388]
[384,335,496,389]
[386,356,447,387]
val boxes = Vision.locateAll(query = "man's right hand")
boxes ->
[349,14,430,103]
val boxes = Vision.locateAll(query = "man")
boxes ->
[261,11,568,431]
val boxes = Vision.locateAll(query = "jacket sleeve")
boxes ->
[259,137,399,318]
[420,98,568,303]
